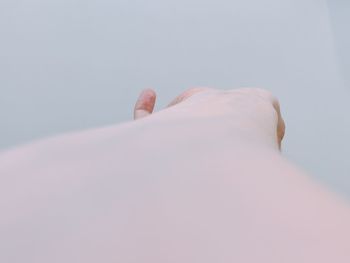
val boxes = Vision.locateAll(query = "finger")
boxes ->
[247,88,286,148]
[249,88,286,149]
[133,89,157,120]
[166,87,214,108]
[273,100,286,150]
[230,88,285,150]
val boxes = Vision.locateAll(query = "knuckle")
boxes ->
[235,87,281,113]
[239,87,276,103]
[183,87,216,97]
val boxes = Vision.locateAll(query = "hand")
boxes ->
[133,87,285,148]
[133,87,213,120]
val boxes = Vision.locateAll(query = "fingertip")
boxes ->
[134,88,157,120]
[141,88,157,98]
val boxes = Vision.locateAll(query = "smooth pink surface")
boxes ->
[1,89,349,262]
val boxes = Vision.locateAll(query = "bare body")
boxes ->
[0,88,349,262]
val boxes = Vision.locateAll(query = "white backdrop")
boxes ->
[1,0,350,195]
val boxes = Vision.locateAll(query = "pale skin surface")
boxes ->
[0,88,350,262]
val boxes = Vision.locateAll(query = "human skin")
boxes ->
[0,88,350,262]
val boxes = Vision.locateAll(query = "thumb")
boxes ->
[133,89,157,120]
